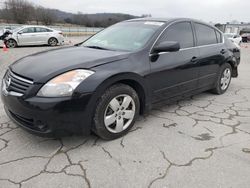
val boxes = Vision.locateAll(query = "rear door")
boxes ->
[193,23,225,89]
[34,27,51,44]
[148,21,200,102]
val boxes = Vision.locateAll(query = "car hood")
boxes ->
[10,46,130,83]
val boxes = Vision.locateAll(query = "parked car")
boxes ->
[241,33,250,43]
[3,25,64,48]
[1,18,240,140]
[224,33,242,45]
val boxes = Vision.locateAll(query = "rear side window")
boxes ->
[36,28,52,32]
[215,30,222,43]
[36,28,47,32]
[195,23,217,46]
[158,22,194,49]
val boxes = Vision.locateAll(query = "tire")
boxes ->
[48,37,58,46]
[6,39,17,48]
[211,63,232,95]
[93,84,140,140]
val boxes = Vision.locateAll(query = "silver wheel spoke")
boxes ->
[221,78,224,84]
[223,82,226,88]
[121,96,132,109]
[104,114,116,126]
[104,94,136,134]
[115,118,124,132]
[123,110,134,119]
[109,98,120,112]
[220,68,231,90]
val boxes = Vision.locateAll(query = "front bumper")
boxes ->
[1,90,93,137]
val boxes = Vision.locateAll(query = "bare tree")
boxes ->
[72,12,89,26]
[0,2,12,23]
[4,0,34,24]
[0,0,138,27]
[34,6,56,25]
[1,0,56,25]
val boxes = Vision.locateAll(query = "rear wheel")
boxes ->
[48,37,58,46]
[211,63,232,95]
[6,39,17,48]
[93,84,140,140]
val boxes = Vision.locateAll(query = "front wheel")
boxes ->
[93,84,140,140]
[6,39,17,48]
[211,63,232,95]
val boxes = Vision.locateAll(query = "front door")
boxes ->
[17,27,37,45]
[147,21,200,102]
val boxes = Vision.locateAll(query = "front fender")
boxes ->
[75,56,150,93]
[75,71,150,100]
[74,55,151,113]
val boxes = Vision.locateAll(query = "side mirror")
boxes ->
[153,41,180,53]
[18,31,23,35]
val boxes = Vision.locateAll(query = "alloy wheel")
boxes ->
[6,40,16,48]
[49,38,58,46]
[220,68,231,90]
[104,94,136,133]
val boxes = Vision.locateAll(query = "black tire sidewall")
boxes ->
[48,37,58,46]
[214,63,232,94]
[6,39,17,48]
[93,84,140,140]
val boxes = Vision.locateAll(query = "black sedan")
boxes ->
[1,18,240,140]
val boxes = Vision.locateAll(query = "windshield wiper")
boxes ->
[84,45,109,50]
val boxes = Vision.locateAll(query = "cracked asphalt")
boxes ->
[0,40,250,188]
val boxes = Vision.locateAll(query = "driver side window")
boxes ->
[158,22,195,49]
[21,27,35,34]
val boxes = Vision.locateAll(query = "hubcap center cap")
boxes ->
[117,111,122,116]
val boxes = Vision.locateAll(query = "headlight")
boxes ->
[37,69,94,97]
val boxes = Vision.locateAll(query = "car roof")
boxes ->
[126,17,204,23]
[125,17,221,32]
[20,25,51,29]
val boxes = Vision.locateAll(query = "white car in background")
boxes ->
[4,25,64,48]
[224,33,242,45]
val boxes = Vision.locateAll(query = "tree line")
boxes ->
[0,0,149,27]
[0,0,55,25]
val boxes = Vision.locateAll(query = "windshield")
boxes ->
[12,26,25,33]
[82,21,165,51]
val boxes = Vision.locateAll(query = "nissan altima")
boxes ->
[1,18,240,140]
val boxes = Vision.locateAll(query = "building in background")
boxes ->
[215,23,250,34]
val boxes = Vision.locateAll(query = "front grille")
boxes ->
[4,70,33,95]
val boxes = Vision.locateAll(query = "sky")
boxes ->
[31,0,249,23]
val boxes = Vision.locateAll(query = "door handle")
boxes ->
[220,49,226,54]
[191,56,198,63]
